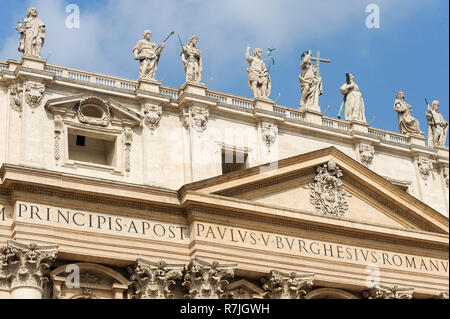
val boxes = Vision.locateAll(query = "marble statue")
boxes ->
[299,51,322,108]
[426,100,448,147]
[16,8,46,58]
[340,74,366,122]
[393,91,423,135]
[246,46,271,99]
[133,30,165,80]
[181,35,202,83]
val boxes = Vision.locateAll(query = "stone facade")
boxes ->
[0,11,448,298]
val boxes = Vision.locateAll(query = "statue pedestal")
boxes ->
[138,78,161,94]
[407,134,426,147]
[21,56,45,70]
[180,81,207,96]
[300,105,323,125]
[350,120,369,134]
[253,97,274,112]
[436,145,449,157]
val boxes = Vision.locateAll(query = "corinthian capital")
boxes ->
[0,240,58,293]
[182,258,236,299]
[128,259,184,299]
[362,285,413,299]
[260,270,314,299]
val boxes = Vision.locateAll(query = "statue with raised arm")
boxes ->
[246,46,271,99]
[16,8,46,58]
[393,91,423,135]
[181,35,202,83]
[426,100,448,147]
[340,73,366,122]
[299,50,322,108]
[133,30,165,80]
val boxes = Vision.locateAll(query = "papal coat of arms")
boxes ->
[25,81,45,109]
[306,160,349,217]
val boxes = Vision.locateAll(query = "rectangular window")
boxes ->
[68,130,116,166]
[221,148,248,175]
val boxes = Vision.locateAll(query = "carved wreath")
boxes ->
[77,97,111,127]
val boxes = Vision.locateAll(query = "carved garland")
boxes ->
[77,97,111,127]
[124,128,133,172]
[54,115,63,161]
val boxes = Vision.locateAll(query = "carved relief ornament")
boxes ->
[417,157,433,181]
[362,285,413,299]
[143,103,162,132]
[77,96,111,127]
[359,143,375,167]
[25,81,45,109]
[181,106,209,132]
[260,270,314,299]
[261,122,278,153]
[182,258,236,299]
[128,259,184,299]
[10,83,23,112]
[306,160,350,217]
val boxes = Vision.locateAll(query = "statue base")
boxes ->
[21,55,46,71]
[407,133,426,147]
[300,105,323,125]
[180,81,207,96]
[253,97,274,112]
[350,120,369,133]
[138,78,162,94]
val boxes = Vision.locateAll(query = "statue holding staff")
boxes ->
[133,30,166,80]
[393,90,423,135]
[426,99,448,147]
[246,46,271,99]
[180,35,202,83]
[299,50,323,108]
[16,8,46,58]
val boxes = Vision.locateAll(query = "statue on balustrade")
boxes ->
[299,50,322,108]
[393,91,423,135]
[181,35,202,83]
[246,46,271,99]
[133,30,165,80]
[426,100,448,148]
[340,73,366,122]
[16,8,46,58]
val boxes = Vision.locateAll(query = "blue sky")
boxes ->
[1,0,448,145]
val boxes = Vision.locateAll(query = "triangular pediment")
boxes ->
[45,94,142,127]
[181,147,448,234]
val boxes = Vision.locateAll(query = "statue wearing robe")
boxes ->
[299,51,322,108]
[426,100,448,147]
[246,46,271,99]
[393,91,423,135]
[340,74,366,122]
[16,8,46,58]
[134,30,165,80]
[181,36,202,83]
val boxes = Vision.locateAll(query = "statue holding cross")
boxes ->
[299,50,331,111]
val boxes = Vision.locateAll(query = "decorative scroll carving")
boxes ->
[260,270,314,299]
[306,160,349,217]
[362,285,413,299]
[181,106,209,133]
[182,258,236,299]
[143,104,162,132]
[25,81,45,109]
[359,143,375,167]
[54,115,63,161]
[0,240,58,293]
[124,128,133,172]
[77,96,110,127]
[261,122,278,153]
[417,157,433,181]
[443,167,449,188]
[10,84,23,113]
[128,259,184,299]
